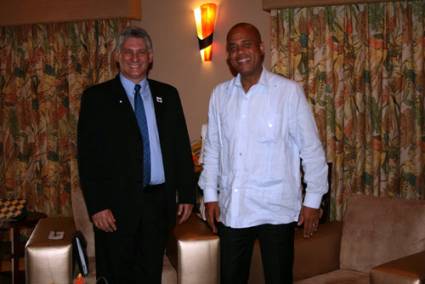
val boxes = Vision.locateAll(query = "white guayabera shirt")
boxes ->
[199,69,328,228]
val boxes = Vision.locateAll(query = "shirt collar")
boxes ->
[119,74,149,97]
[233,66,269,91]
[233,67,268,89]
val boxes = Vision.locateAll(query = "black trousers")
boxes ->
[218,222,295,284]
[94,184,168,284]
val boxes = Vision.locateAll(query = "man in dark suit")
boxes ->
[77,26,195,283]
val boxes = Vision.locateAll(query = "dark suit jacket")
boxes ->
[77,75,195,232]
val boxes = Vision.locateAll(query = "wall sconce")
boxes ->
[194,3,218,62]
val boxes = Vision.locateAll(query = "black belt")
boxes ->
[144,183,165,191]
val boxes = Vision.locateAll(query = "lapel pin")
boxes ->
[156,97,163,103]
[119,100,123,104]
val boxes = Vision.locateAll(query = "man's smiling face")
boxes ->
[116,37,153,83]
[226,25,264,79]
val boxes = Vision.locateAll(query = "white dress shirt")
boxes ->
[198,69,328,228]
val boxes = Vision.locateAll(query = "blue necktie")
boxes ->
[134,84,151,187]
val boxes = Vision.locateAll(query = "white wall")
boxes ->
[138,0,270,140]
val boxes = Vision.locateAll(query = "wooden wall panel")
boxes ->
[263,0,389,10]
[0,0,141,26]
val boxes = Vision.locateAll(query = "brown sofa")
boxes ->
[249,195,425,284]
[28,193,425,283]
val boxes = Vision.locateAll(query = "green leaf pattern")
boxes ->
[0,19,129,216]
[271,1,425,220]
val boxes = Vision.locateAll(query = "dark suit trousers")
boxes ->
[218,222,295,284]
[94,184,168,284]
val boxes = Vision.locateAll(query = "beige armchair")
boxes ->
[71,186,219,284]
[249,195,425,284]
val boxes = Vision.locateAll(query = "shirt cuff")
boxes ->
[303,192,324,209]
[203,189,218,203]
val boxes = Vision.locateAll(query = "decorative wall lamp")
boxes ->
[194,3,218,62]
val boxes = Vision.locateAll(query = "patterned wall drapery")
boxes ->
[271,1,424,220]
[0,19,129,216]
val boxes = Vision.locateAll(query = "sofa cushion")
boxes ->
[370,250,425,284]
[293,222,342,281]
[340,195,425,272]
[295,269,369,284]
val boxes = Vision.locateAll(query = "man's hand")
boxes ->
[92,209,117,232]
[298,205,321,238]
[177,203,193,224]
[205,202,220,233]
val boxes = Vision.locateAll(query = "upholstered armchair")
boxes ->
[248,195,425,284]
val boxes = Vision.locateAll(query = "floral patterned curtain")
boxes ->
[0,19,129,216]
[271,1,424,220]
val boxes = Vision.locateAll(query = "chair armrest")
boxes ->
[167,214,219,284]
[294,221,342,281]
[25,217,76,284]
[370,250,425,284]
[247,221,342,283]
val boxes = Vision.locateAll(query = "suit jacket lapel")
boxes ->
[112,75,141,136]
[148,79,165,136]
[112,75,132,108]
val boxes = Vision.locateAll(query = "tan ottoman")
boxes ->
[25,217,76,284]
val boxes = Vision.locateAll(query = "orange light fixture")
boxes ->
[194,3,218,62]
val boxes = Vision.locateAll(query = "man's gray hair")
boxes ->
[117,26,153,51]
